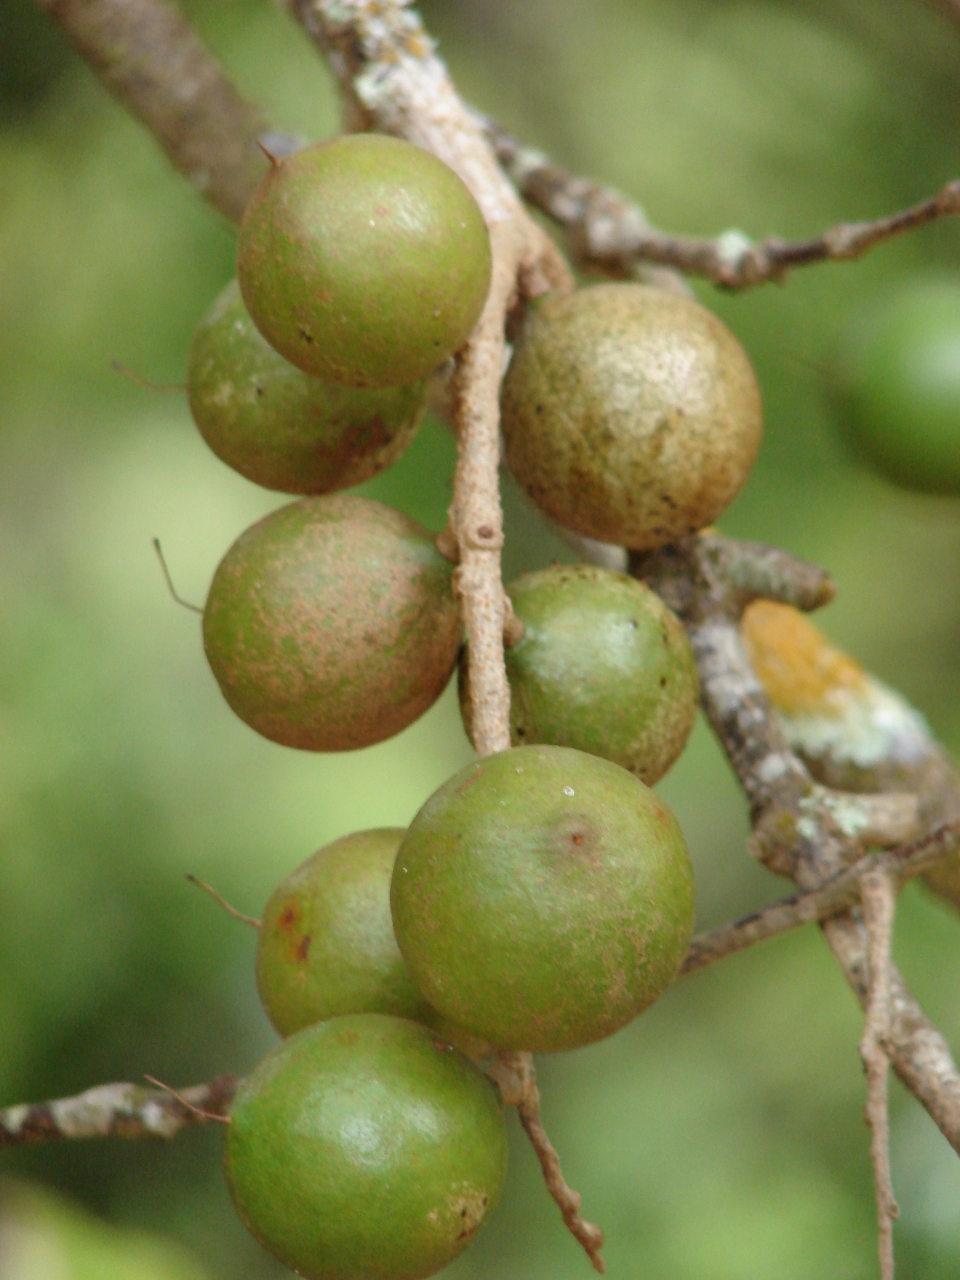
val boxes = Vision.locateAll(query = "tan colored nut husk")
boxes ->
[501,283,763,550]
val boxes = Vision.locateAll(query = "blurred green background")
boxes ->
[1,0,959,1276]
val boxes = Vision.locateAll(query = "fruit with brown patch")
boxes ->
[225,1014,507,1280]
[202,495,461,751]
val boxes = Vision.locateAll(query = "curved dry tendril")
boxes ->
[186,873,262,929]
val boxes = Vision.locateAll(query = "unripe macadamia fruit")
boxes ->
[257,829,433,1036]
[832,276,960,494]
[225,1015,507,1280]
[238,134,492,388]
[460,564,699,784]
[256,829,489,1059]
[501,283,763,549]
[188,280,426,493]
[202,495,461,751]
[391,745,695,1053]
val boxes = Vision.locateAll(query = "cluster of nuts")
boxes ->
[185,131,763,1279]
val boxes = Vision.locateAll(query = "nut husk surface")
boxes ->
[188,280,426,493]
[203,495,461,751]
[238,134,492,388]
[391,744,694,1053]
[501,283,763,549]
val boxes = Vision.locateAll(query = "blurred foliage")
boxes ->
[0,0,958,1276]
[0,1178,213,1280]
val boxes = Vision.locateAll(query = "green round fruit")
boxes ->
[237,134,492,388]
[257,829,433,1036]
[501,283,763,549]
[255,829,490,1059]
[225,1014,507,1280]
[202,495,461,751]
[459,565,699,784]
[391,745,695,1052]
[832,276,960,494]
[188,280,426,493]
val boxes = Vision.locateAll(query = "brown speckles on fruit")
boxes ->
[256,829,436,1037]
[501,283,762,549]
[202,495,461,752]
[277,903,299,933]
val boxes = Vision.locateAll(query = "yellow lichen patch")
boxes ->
[741,601,867,717]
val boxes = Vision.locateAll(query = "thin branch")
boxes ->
[32,0,281,222]
[285,0,569,760]
[824,912,960,1157]
[278,4,601,1264]
[0,1076,236,1148]
[859,870,899,1280]
[496,1053,606,1273]
[681,819,960,977]
[482,115,960,290]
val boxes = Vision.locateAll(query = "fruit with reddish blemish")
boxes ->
[256,830,431,1035]
[202,494,461,751]
[460,564,699,784]
[255,829,489,1058]
[237,133,492,388]
[390,744,694,1053]
[500,283,763,549]
[188,280,426,493]
[225,1014,507,1280]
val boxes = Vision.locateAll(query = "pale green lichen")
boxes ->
[775,675,930,771]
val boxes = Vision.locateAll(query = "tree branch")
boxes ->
[32,0,283,222]
[482,115,960,290]
[0,1077,236,1149]
[634,534,960,1162]
[681,819,960,976]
